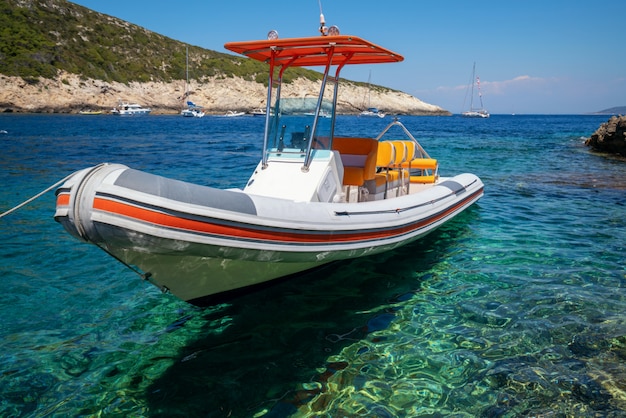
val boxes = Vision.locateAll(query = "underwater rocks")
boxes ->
[585,115,626,157]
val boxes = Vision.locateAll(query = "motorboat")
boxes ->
[181,101,205,118]
[181,108,205,118]
[55,22,484,306]
[359,107,386,118]
[250,108,267,117]
[219,110,246,117]
[111,101,151,116]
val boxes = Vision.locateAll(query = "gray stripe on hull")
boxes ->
[115,169,257,215]
[439,180,466,195]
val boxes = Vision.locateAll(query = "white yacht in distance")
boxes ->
[111,101,151,116]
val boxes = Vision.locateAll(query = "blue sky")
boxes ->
[70,1,625,114]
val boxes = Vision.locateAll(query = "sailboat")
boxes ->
[359,71,385,118]
[462,62,489,118]
[180,47,205,118]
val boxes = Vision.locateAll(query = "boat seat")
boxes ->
[376,140,395,168]
[410,175,436,183]
[390,141,408,167]
[374,141,405,180]
[374,141,396,198]
[401,141,417,167]
[332,137,378,186]
[406,158,437,183]
[406,158,438,170]
[398,140,438,170]
[390,141,409,195]
[397,140,438,183]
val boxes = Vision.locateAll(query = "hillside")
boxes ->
[593,106,626,115]
[0,0,317,84]
[0,0,449,115]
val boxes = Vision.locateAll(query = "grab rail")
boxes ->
[375,118,432,160]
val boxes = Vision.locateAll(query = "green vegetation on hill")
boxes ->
[0,0,325,85]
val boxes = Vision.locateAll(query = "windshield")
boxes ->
[266,83,336,154]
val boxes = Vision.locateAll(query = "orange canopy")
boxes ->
[224,35,404,68]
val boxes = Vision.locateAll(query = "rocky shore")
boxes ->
[585,115,626,157]
[0,72,450,116]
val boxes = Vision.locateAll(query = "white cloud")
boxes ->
[482,75,552,95]
[427,75,552,96]
[411,74,620,114]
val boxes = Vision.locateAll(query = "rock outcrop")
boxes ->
[0,72,450,116]
[585,116,626,157]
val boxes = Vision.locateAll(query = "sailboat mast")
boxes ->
[477,75,484,110]
[462,62,489,118]
[181,46,190,108]
[469,62,476,110]
[364,70,372,108]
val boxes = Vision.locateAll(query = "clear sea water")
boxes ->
[0,113,625,417]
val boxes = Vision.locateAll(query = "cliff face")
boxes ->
[0,72,450,116]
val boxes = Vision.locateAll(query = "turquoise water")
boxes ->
[0,114,625,417]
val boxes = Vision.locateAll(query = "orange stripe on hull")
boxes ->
[92,189,481,245]
[56,193,70,206]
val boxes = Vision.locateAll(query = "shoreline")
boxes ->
[0,72,451,116]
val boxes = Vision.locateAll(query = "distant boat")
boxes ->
[461,64,489,118]
[462,63,489,118]
[111,101,151,116]
[78,110,102,115]
[359,107,385,118]
[250,108,266,117]
[219,110,246,117]
[181,101,205,118]
[359,71,386,118]
[180,47,205,118]
[304,110,331,118]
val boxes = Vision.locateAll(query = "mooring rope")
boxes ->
[0,170,156,285]
[0,173,75,219]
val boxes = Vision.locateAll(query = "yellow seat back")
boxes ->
[391,141,407,166]
[403,141,417,161]
[376,141,395,167]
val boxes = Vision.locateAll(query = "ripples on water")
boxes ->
[0,114,625,416]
